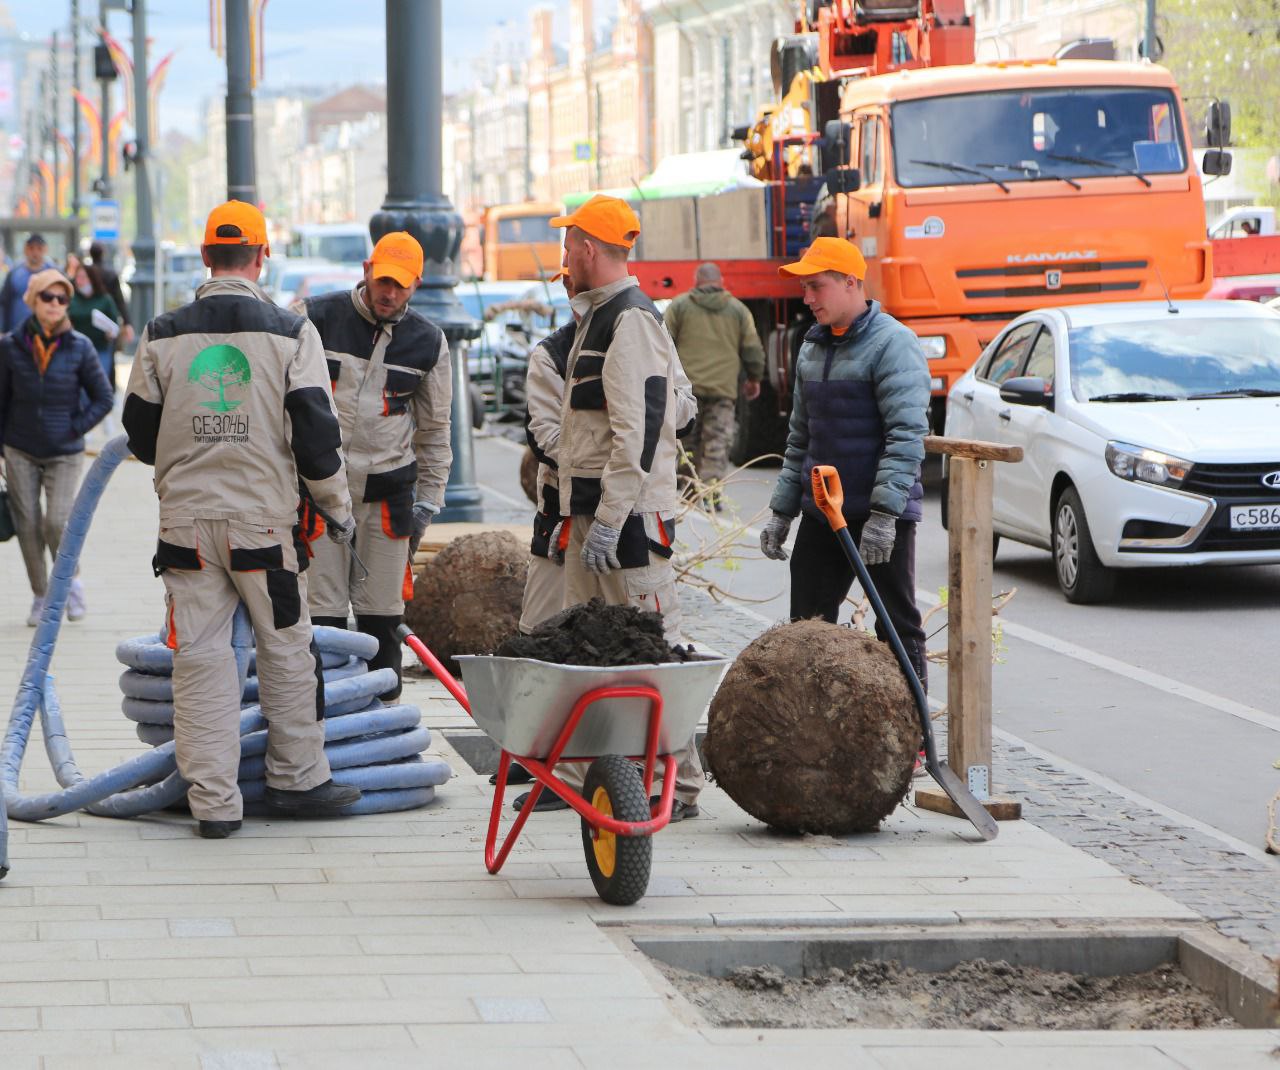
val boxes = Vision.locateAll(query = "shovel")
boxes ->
[810,465,998,841]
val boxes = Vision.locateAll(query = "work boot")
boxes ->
[653,797,699,822]
[67,579,87,622]
[197,819,242,839]
[512,790,570,813]
[357,614,404,702]
[263,779,361,817]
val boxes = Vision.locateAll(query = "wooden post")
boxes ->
[915,436,1022,822]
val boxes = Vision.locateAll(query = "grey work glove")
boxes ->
[409,500,437,557]
[759,513,792,561]
[546,519,568,566]
[581,519,622,573]
[859,510,898,566]
[326,514,356,545]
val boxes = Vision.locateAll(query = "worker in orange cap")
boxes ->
[760,236,932,686]
[531,194,703,821]
[294,230,453,702]
[123,200,361,839]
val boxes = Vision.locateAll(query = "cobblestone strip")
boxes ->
[678,586,1280,963]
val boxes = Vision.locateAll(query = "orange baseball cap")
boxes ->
[369,231,423,288]
[550,194,641,249]
[778,237,866,280]
[204,200,270,255]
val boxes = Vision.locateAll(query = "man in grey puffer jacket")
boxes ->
[759,238,932,684]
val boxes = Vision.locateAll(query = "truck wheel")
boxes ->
[581,755,652,906]
[1052,487,1115,604]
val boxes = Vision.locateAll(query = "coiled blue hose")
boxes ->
[1,436,451,879]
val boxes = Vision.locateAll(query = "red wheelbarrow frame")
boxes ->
[398,628,677,874]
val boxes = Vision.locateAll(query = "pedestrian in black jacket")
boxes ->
[0,268,113,625]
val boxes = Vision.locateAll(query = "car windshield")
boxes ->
[892,86,1186,189]
[1069,317,1280,402]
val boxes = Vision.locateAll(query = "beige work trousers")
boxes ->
[519,552,566,634]
[560,516,704,805]
[307,498,414,618]
[160,517,330,822]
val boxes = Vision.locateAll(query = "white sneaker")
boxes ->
[27,597,44,627]
[68,580,87,622]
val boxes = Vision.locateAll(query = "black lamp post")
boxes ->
[372,0,482,521]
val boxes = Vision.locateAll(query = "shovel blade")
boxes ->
[927,761,999,841]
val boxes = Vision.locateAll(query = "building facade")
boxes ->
[971,0,1145,62]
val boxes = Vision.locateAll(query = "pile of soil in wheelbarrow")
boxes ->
[405,531,528,670]
[496,598,694,667]
[658,958,1238,1030]
[704,618,920,835]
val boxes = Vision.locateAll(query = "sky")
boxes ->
[9,1,594,139]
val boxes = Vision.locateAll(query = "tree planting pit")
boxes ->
[636,926,1280,1031]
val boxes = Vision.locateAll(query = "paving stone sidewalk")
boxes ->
[0,448,1275,1066]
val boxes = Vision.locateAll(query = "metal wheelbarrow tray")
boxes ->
[398,626,729,905]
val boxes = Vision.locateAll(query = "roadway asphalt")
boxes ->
[473,432,1280,849]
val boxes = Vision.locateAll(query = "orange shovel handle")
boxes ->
[811,465,846,532]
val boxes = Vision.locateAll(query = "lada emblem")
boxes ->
[1262,470,1280,489]
[1045,270,1063,291]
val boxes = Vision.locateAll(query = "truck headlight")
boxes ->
[918,335,947,360]
[1104,442,1191,488]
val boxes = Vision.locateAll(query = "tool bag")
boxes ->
[0,475,14,542]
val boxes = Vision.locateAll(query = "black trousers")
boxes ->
[789,513,928,689]
[312,613,403,702]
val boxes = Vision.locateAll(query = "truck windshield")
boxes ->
[892,86,1186,189]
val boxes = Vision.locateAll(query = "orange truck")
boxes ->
[482,202,562,282]
[630,0,1240,449]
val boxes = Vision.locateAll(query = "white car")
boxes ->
[944,300,1280,603]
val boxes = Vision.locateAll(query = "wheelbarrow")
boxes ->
[397,625,730,905]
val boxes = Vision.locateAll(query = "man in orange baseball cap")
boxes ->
[294,229,453,702]
[761,234,932,703]
[202,199,271,259]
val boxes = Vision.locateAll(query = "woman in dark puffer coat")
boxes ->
[0,268,113,625]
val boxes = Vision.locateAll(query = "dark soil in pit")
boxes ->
[659,958,1239,1031]
[495,598,694,667]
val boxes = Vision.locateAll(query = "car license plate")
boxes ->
[1229,504,1280,530]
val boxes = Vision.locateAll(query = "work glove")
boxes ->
[859,510,897,567]
[546,519,568,566]
[326,514,356,546]
[581,519,622,573]
[759,513,792,561]
[409,501,437,558]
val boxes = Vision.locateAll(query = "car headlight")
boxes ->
[1104,442,1191,488]
[918,335,947,360]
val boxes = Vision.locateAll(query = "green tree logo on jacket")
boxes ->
[189,344,252,412]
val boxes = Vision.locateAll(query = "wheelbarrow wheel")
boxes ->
[580,755,652,906]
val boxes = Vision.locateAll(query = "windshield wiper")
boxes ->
[1046,153,1152,188]
[1088,392,1179,402]
[976,161,1082,190]
[908,159,1010,193]
[1185,388,1280,400]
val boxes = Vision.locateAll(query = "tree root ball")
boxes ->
[520,447,539,505]
[404,531,528,669]
[704,619,922,835]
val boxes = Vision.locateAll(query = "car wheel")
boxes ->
[1052,487,1115,604]
[468,384,485,430]
[992,533,1000,562]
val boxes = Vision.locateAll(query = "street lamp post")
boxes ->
[128,0,155,331]
[224,0,256,203]
[373,0,482,522]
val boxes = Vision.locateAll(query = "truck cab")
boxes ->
[815,60,1213,416]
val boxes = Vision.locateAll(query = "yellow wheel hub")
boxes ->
[591,786,616,878]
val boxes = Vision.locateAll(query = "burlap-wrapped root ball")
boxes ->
[705,619,921,834]
[520,447,539,505]
[405,531,528,669]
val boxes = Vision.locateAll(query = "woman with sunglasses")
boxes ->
[0,268,113,625]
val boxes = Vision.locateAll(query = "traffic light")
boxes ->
[94,43,117,82]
